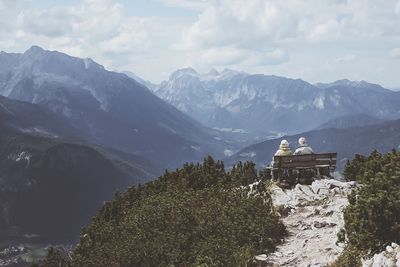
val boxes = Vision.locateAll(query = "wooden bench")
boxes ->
[269,153,337,183]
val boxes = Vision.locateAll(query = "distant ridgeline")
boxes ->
[41,157,286,266]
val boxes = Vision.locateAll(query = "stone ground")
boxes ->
[256,179,357,267]
[362,243,400,267]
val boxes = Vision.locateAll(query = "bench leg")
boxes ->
[272,170,280,182]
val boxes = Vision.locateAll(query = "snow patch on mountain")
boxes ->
[157,122,177,134]
[83,58,92,69]
[7,151,32,166]
[191,145,201,151]
[20,127,59,138]
[213,127,250,134]
[313,94,325,109]
[239,151,256,157]
[329,93,341,106]
[224,149,234,157]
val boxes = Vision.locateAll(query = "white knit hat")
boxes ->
[299,137,307,145]
[280,139,289,147]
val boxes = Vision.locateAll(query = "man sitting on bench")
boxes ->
[293,137,314,155]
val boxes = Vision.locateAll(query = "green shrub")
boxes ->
[332,149,400,266]
[330,246,362,267]
[67,157,286,266]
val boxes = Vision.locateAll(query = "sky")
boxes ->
[0,0,399,88]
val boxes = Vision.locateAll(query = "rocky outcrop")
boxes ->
[256,179,357,267]
[362,243,400,267]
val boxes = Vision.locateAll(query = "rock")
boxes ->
[267,179,356,267]
[362,243,400,267]
[313,221,325,228]
[254,254,267,261]
[322,210,334,216]
[332,187,342,195]
[327,180,345,189]
[285,250,294,256]
[296,184,317,201]
[291,221,301,227]
[313,221,336,228]
[311,180,330,195]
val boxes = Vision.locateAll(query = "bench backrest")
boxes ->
[272,153,337,169]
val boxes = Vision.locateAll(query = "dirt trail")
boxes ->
[256,179,356,267]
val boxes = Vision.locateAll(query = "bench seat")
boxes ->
[269,152,337,182]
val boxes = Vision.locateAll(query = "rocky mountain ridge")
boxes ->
[0,47,231,169]
[148,68,400,139]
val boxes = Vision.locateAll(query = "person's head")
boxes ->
[280,139,289,148]
[298,137,308,146]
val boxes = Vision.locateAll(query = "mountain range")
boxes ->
[149,68,400,141]
[0,47,231,169]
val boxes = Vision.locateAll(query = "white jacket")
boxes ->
[294,145,314,155]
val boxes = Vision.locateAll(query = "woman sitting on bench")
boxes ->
[274,140,292,156]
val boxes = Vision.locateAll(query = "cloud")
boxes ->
[180,0,297,50]
[161,0,208,10]
[19,7,76,37]
[193,47,289,66]
[334,54,356,63]
[178,0,400,69]
[389,48,400,59]
[396,0,400,14]
[0,0,185,76]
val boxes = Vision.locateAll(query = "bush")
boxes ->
[332,149,400,266]
[40,247,70,267]
[66,157,286,266]
[330,246,362,267]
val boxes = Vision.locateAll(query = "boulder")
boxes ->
[362,243,400,267]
